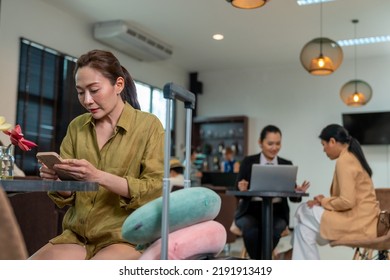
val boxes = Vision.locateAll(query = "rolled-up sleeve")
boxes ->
[48,191,76,208]
[120,117,164,209]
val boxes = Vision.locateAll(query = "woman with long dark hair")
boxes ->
[292,124,380,259]
[31,50,164,259]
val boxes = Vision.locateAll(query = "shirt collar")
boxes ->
[260,153,278,165]
[81,102,135,133]
[116,102,135,133]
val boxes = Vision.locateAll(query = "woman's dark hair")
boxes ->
[260,125,282,142]
[319,124,372,177]
[74,50,140,110]
[120,66,140,110]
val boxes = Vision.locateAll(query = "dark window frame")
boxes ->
[15,38,81,175]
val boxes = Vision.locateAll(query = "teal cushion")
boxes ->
[122,187,221,244]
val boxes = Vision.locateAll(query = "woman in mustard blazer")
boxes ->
[292,124,380,260]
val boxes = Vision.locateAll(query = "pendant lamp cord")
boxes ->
[319,2,323,53]
[320,2,323,38]
[353,19,358,92]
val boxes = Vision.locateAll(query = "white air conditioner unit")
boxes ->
[93,20,173,62]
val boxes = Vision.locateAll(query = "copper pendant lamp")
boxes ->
[226,0,270,9]
[340,20,372,107]
[300,2,343,75]
[340,80,372,106]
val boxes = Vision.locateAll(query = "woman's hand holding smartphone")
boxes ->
[36,152,74,180]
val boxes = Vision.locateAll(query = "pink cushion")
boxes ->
[139,220,227,260]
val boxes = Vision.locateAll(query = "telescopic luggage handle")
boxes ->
[163,82,196,109]
[161,83,196,260]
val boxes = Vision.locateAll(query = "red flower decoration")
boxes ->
[3,125,38,151]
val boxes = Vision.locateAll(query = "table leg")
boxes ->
[261,197,273,260]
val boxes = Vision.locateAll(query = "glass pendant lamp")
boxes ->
[340,20,372,107]
[300,2,343,75]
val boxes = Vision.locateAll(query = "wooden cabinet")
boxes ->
[192,115,248,171]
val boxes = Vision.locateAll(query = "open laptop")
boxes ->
[249,164,298,192]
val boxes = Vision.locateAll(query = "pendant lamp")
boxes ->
[300,2,343,75]
[340,20,372,107]
[226,0,270,9]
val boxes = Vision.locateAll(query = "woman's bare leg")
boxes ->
[29,243,87,260]
[91,243,141,260]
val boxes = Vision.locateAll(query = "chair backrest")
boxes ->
[329,188,390,256]
[375,188,390,211]
[0,187,28,259]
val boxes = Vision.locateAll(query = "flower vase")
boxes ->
[0,145,15,179]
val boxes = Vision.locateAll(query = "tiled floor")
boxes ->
[217,237,246,259]
[217,234,293,260]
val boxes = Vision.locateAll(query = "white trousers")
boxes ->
[292,203,328,260]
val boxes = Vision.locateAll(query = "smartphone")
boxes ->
[36,152,74,180]
[36,152,65,168]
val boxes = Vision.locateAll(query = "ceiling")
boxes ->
[42,0,390,72]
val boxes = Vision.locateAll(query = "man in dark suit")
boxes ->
[234,125,309,259]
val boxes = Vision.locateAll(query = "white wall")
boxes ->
[197,55,390,259]
[0,0,187,147]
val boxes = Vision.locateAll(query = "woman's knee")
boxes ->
[273,218,287,236]
[295,202,312,221]
[295,202,306,215]
[29,243,86,260]
[235,215,258,231]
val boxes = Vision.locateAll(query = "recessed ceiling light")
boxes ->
[337,36,390,47]
[297,0,334,6]
[213,34,224,41]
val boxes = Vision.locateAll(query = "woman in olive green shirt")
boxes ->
[31,50,164,260]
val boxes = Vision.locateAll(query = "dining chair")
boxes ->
[213,190,239,252]
[330,188,390,260]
